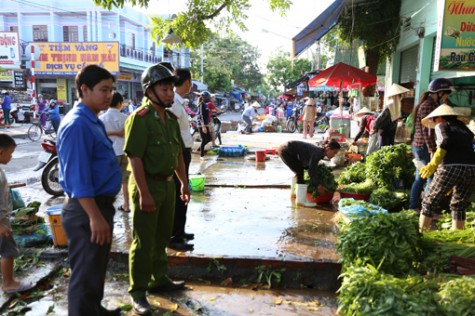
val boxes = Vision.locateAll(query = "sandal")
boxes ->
[3,281,35,294]
[118,205,130,213]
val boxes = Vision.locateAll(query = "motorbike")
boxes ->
[286,106,302,133]
[10,104,36,123]
[189,114,201,142]
[33,139,64,196]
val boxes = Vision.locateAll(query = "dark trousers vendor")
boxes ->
[418,104,475,231]
[278,140,340,207]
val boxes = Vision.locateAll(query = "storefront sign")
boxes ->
[0,69,13,82]
[118,72,134,81]
[56,78,67,102]
[0,32,21,68]
[33,42,119,75]
[435,0,475,71]
[14,71,25,88]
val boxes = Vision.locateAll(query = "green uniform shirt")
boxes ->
[124,101,184,176]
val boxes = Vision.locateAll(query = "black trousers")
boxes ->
[199,126,211,157]
[279,145,305,184]
[172,148,192,238]
[62,197,115,316]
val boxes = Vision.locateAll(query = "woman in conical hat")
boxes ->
[353,107,378,155]
[371,83,409,148]
[409,78,454,211]
[419,103,475,232]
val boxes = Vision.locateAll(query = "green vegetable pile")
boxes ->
[337,144,415,196]
[338,179,375,194]
[337,207,475,315]
[336,161,366,185]
[12,201,45,235]
[338,210,423,277]
[424,210,475,243]
[338,265,440,316]
[369,187,409,211]
[438,276,475,316]
[365,144,415,189]
[305,164,337,198]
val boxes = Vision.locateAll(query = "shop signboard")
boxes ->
[0,69,13,82]
[32,42,119,75]
[434,0,475,71]
[56,78,67,102]
[14,71,25,88]
[118,72,134,81]
[0,31,21,68]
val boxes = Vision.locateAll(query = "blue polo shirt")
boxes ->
[57,103,121,198]
[1,95,11,110]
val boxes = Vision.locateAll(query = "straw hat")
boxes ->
[305,98,316,106]
[251,101,261,108]
[354,107,374,118]
[421,104,469,128]
[386,83,410,97]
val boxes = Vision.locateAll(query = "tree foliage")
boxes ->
[265,49,311,91]
[189,35,263,93]
[336,0,401,74]
[94,0,291,49]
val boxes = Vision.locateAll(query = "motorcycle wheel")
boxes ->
[287,119,297,133]
[28,124,43,142]
[41,157,64,196]
[9,114,15,125]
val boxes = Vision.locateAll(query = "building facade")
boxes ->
[391,0,475,108]
[0,0,189,105]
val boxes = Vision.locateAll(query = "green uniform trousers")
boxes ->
[128,176,176,298]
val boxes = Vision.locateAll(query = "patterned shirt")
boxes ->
[412,98,438,153]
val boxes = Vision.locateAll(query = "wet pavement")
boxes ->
[3,124,343,315]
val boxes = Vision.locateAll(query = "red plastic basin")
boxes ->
[307,191,335,204]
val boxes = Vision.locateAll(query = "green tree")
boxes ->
[266,49,311,91]
[189,35,263,93]
[336,0,401,76]
[94,0,291,49]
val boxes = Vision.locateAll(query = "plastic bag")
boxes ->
[338,198,387,219]
[10,189,25,210]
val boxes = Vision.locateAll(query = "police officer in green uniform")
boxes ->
[124,63,190,315]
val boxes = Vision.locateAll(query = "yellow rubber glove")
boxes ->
[420,148,447,179]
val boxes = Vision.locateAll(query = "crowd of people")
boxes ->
[0,61,474,315]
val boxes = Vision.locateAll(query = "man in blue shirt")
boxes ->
[57,65,122,316]
[0,91,12,128]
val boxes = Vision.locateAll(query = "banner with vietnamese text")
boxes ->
[434,0,475,71]
[33,42,119,75]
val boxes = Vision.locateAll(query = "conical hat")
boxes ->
[386,83,410,97]
[305,98,316,105]
[354,107,374,118]
[421,104,469,128]
[251,101,261,108]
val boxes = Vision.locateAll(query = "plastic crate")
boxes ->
[218,145,247,157]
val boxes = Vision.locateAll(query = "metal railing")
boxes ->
[119,44,162,63]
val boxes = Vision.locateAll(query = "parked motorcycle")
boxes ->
[33,139,63,196]
[286,106,302,133]
[10,104,36,123]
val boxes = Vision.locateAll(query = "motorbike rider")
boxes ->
[48,100,61,133]
[37,94,47,127]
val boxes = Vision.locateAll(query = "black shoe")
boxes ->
[168,240,194,251]
[182,232,195,240]
[99,306,122,316]
[132,297,151,316]
[148,280,185,293]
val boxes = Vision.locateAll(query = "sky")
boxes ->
[137,0,335,68]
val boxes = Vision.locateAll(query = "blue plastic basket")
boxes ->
[218,145,247,157]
